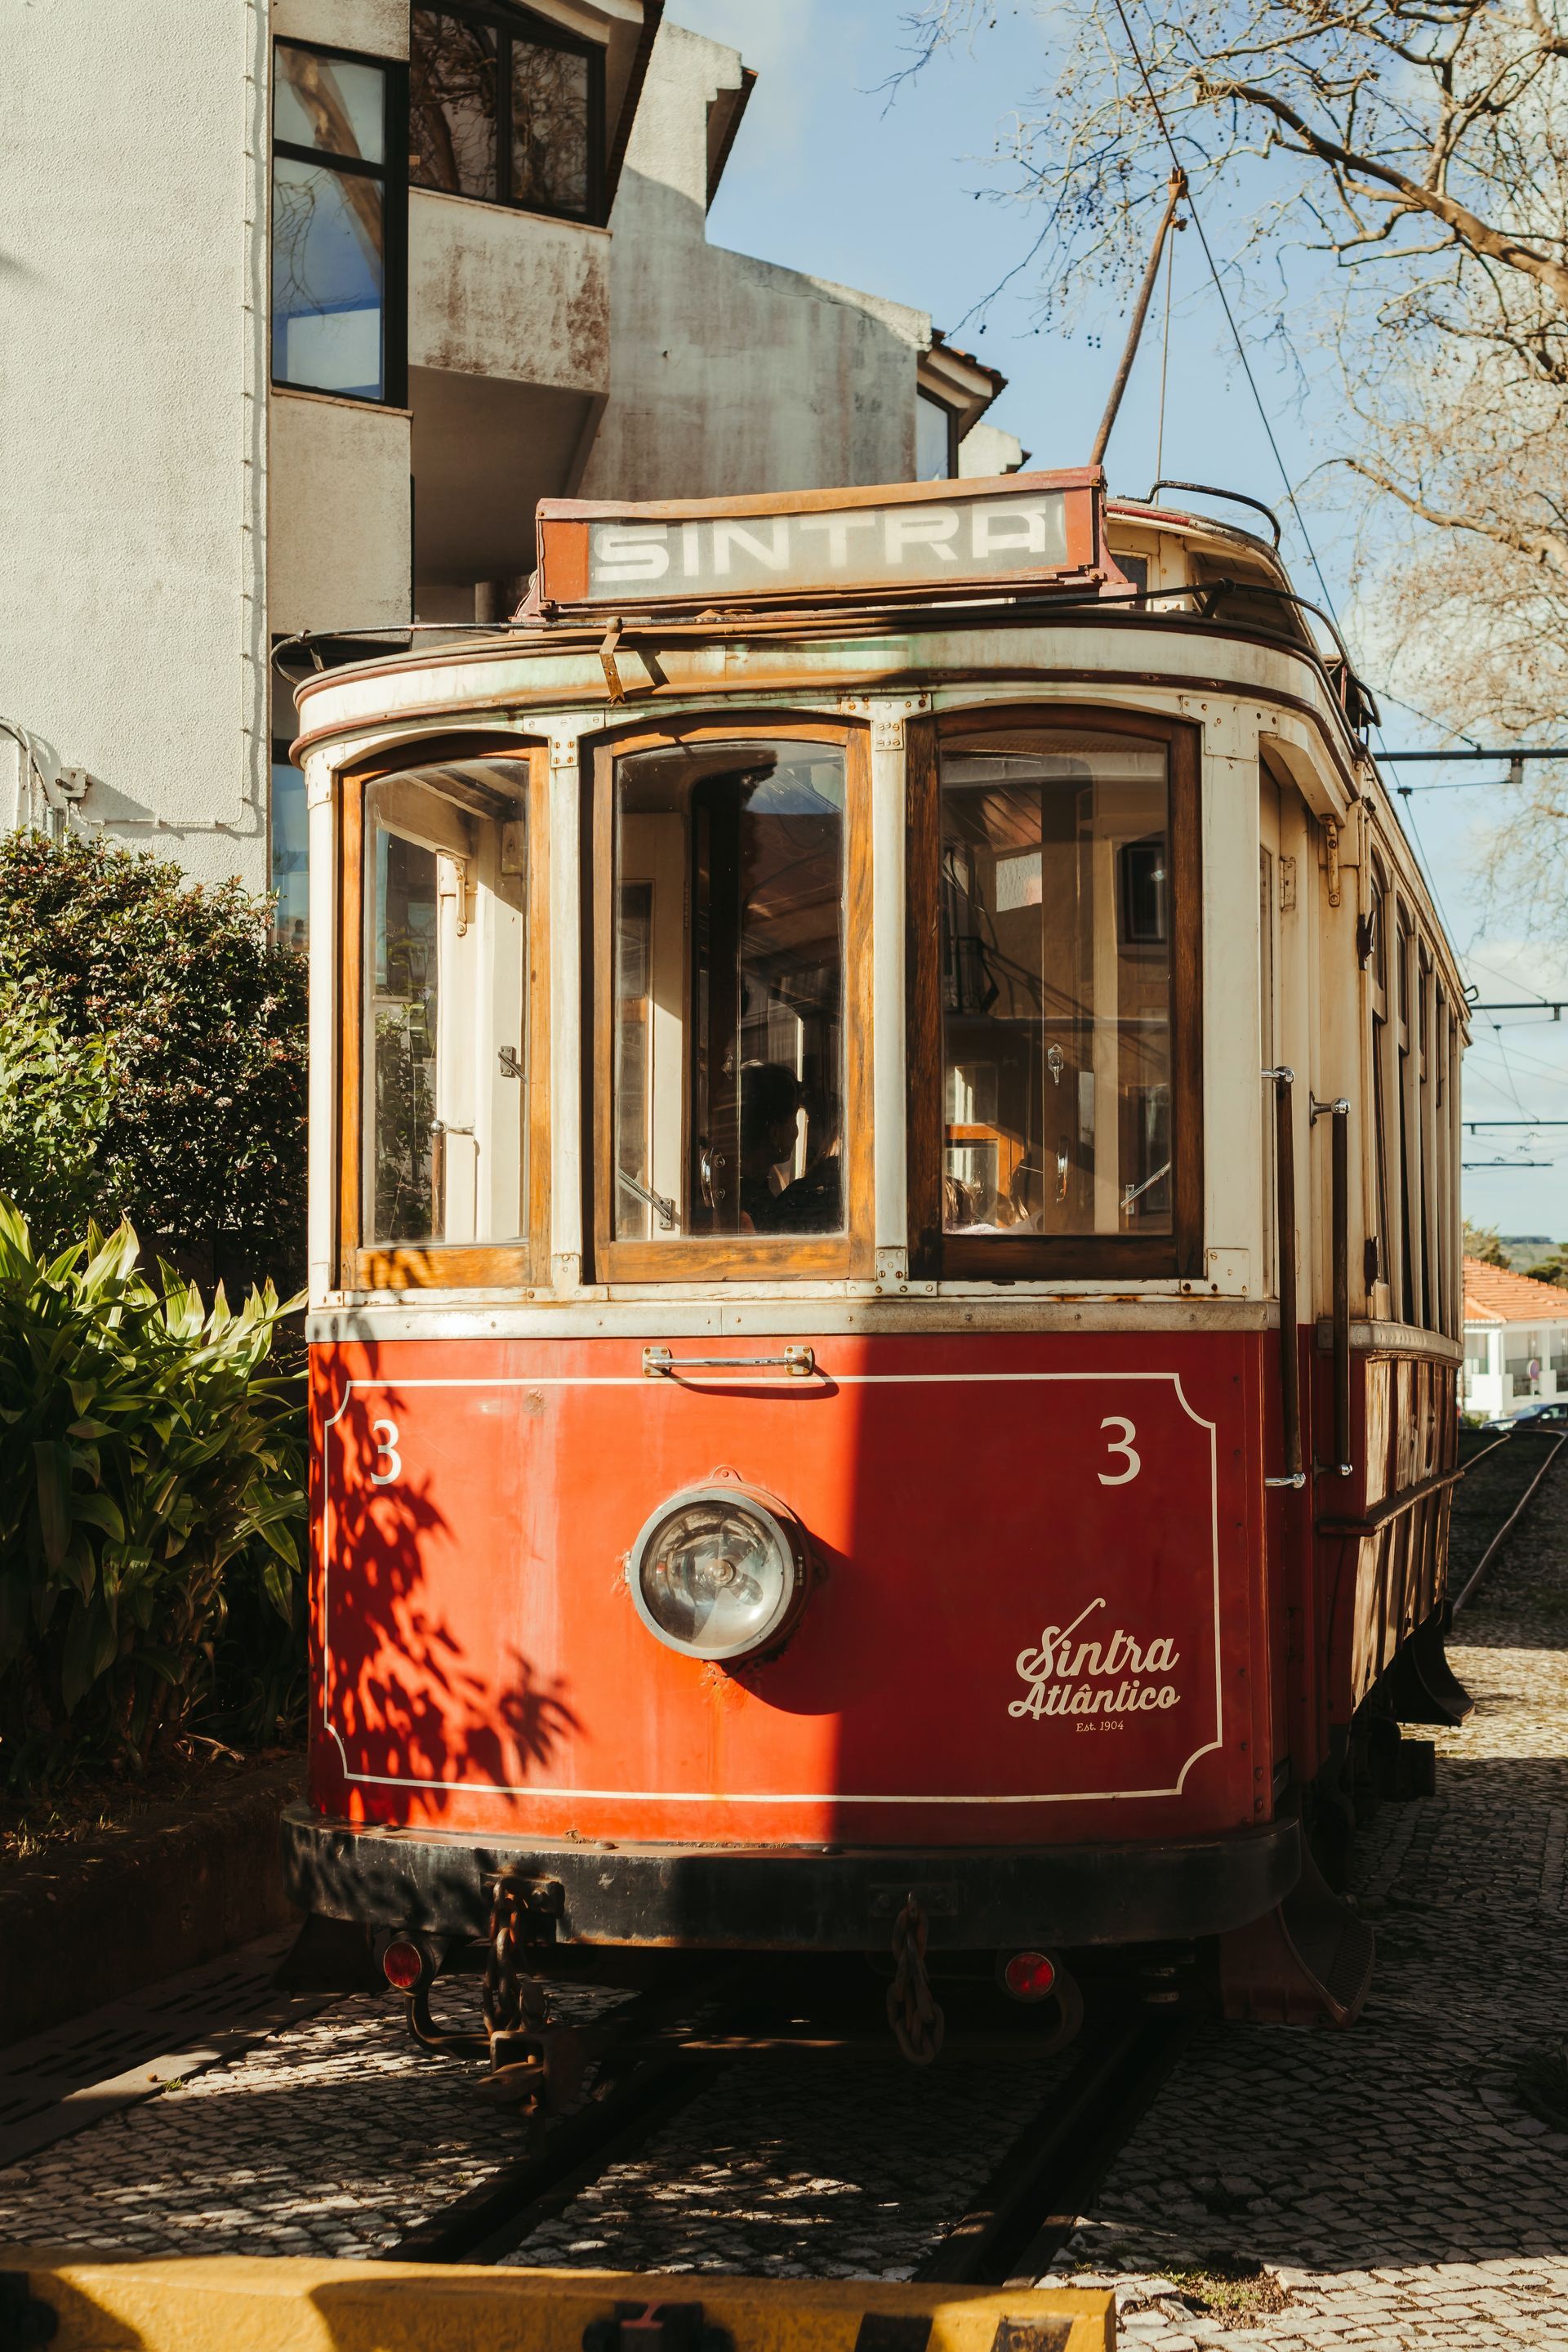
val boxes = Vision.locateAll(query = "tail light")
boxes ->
[381,1936,426,1991]
[1002,1949,1058,2002]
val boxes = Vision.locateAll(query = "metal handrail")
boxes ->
[1312,1095,1353,1477]
[643,1346,816,1379]
[1263,1068,1303,1488]
[617,1167,677,1231]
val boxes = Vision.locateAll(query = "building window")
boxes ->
[270,749,310,952]
[410,3,604,224]
[916,391,960,479]
[272,41,408,404]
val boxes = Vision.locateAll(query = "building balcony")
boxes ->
[409,189,611,595]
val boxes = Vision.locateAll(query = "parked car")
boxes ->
[1481,1401,1568,1432]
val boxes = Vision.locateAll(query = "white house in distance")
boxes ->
[1461,1258,1568,1420]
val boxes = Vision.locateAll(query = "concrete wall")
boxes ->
[411,193,611,393]
[269,391,412,639]
[583,21,930,501]
[960,420,1026,479]
[272,0,407,55]
[0,0,270,891]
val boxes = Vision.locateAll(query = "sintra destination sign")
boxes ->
[533,467,1110,614]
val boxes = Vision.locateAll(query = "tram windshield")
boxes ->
[939,727,1172,1237]
[612,737,846,1241]
[363,760,528,1249]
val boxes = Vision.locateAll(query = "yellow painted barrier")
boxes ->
[1,2252,1114,2352]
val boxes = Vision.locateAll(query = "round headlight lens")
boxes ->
[627,1486,808,1662]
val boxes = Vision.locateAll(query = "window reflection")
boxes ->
[916,390,956,480]
[511,34,590,214]
[410,9,499,198]
[409,2,600,220]
[275,46,386,162]
[612,741,846,1243]
[272,42,390,401]
[940,731,1172,1236]
[270,760,310,952]
[371,831,439,1243]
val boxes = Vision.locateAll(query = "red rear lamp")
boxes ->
[1002,1949,1058,2002]
[381,1937,425,1991]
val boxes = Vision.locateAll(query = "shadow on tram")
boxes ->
[325,1379,580,1811]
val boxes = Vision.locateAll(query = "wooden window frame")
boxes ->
[338,731,550,1290]
[590,715,874,1285]
[906,704,1204,1284]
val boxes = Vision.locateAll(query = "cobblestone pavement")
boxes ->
[0,1981,630,2259]
[1045,1480,1568,2350]
[497,2040,1081,2278]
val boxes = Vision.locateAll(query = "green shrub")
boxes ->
[0,831,307,1286]
[0,985,114,1257]
[0,1201,305,1788]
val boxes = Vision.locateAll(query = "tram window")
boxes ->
[611,738,847,1243]
[362,763,528,1250]
[938,729,1172,1238]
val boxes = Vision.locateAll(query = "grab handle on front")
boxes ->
[643,1345,816,1379]
[1312,1093,1354,1477]
[1264,1067,1302,1487]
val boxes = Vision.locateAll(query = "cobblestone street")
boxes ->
[1048,1477,1568,2348]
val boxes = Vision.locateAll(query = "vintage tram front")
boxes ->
[283,466,1467,2038]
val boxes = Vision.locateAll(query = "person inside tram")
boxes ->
[738,1062,803,1232]
[771,1084,843,1233]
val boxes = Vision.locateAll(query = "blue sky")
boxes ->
[672,0,1568,1242]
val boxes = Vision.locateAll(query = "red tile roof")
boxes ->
[1462,1256,1568,1323]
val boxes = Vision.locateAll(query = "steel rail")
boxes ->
[1452,1430,1568,1614]
[913,2011,1190,2285]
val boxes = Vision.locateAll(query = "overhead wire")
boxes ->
[1107,0,1343,629]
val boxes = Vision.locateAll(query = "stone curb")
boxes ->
[0,1757,303,2047]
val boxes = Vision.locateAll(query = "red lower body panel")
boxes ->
[307,1330,1272,1851]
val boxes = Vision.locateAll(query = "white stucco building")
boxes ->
[1460,1257,1568,1419]
[0,1,1018,941]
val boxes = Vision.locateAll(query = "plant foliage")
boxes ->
[0,831,307,1281]
[0,1202,305,1788]
[0,985,114,1256]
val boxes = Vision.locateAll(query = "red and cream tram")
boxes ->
[282,465,1468,2050]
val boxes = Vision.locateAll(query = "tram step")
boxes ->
[1217,1842,1374,2029]
[1380,1612,1474,1729]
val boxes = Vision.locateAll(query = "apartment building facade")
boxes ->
[0,0,1018,942]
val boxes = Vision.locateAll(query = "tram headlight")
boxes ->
[626,1486,809,1663]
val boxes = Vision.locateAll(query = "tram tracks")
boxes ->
[377,1964,1188,2283]
[1451,1428,1567,1614]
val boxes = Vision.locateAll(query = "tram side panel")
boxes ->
[1307,1343,1459,1729]
[306,1328,1276,1867]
